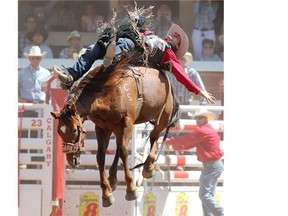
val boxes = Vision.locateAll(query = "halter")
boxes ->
[62,123,86,154]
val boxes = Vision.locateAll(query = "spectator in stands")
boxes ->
[18,0,33,31]
[59,30,83,59]
[80,3,104,32]
[218,34,224,61]
[44,0,78,31]
[198,39,221,61]
[18,14,38,57]
[108,0,134,25]
[166,108,224,216]
[191,0,219,60]
[18,46,51,103]
[22,27,54,58]
[151,4,181,38]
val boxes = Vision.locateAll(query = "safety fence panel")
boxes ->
[18,102,224,215]
[18,103,54,216]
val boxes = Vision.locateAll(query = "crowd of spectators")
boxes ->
[18,0,224,60]
[18,0,224,105]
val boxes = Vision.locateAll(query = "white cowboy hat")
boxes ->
[167,24,189,59]
[73,48,87,60]
[192,108,215,121]
[66,30,81,42]
[23,46,46,57]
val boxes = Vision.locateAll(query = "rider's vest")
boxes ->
[142,34,171,66]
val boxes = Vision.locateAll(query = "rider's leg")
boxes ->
[53,42,106,89]
[69,43,105,80]
[53,38,135,88]
[103,38,135,67]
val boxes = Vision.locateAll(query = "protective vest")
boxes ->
[142,34,171,66]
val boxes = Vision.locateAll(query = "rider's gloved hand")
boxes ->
[134,15,146,29]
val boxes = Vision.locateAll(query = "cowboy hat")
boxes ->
[167,23,189,59]
[26,27,48,43]
[73,48,87,60]
[66,30,81,42]
[23,46,46,57]
[192,108,215,121]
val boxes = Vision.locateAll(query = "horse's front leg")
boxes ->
[95,126,114,207]
[108,146,119,191]
[115,119,139,201]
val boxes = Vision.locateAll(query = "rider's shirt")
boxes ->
[140,31,201,95]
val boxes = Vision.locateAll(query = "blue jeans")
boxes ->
[69,38,135,81]
[199,160,224,216]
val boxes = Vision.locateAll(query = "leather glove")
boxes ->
[134,15,146,28]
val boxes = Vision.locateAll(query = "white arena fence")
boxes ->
[19,103,224,216]
[18,103,54,216]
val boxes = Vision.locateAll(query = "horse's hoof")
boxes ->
[102,195,115,207]
[125,190,139,201]
[142,168,155,179]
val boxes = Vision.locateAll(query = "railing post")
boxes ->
[43,76,67,216]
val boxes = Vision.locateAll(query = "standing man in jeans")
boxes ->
[166,108,224,216]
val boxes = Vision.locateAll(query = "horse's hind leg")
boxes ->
[114,118,139,201]
[95,126,115,207]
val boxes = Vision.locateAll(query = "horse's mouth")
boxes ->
[66,152,81,168]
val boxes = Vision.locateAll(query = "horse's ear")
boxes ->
[51,112,61,119]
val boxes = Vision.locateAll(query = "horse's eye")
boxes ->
[73,128,77,134]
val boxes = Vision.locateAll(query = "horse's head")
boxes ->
[51,103,86,167]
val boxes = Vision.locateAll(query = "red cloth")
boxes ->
[166,123,223,163]
[160,48,201,94]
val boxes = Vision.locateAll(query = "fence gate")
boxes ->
[18,103,54,216]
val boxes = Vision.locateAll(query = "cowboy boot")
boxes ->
[53,65,74,89]
[103,41,116,68]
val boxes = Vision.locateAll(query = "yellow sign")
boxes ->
[143,192,156,216]
[80,192,99,216]
[175,192,189,216]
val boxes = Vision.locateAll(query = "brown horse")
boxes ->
[51,58,174,207]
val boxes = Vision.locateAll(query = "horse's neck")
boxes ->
[76,91,107,117]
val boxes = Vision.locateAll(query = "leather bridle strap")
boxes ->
[62,126,86,153]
